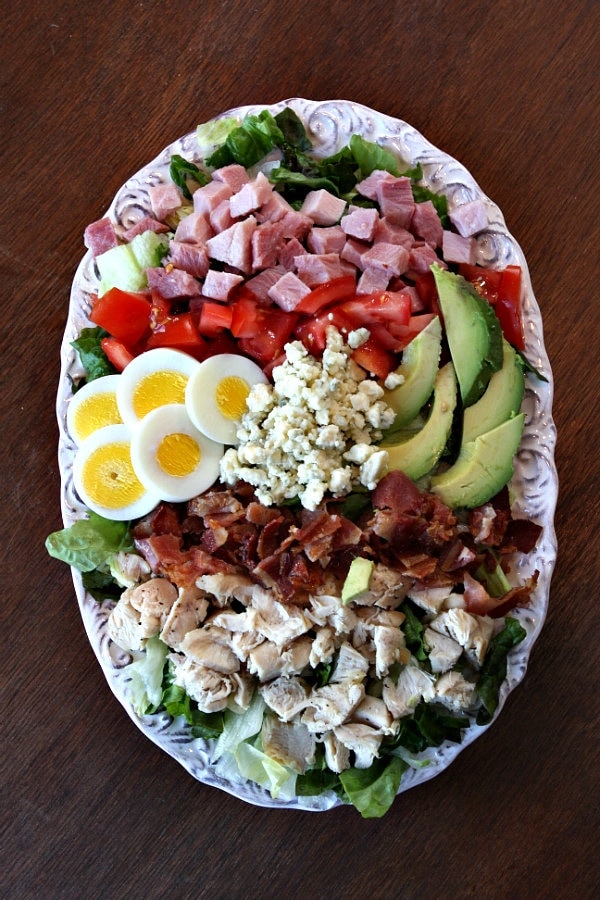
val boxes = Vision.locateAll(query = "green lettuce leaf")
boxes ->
[400,601,429,662]
[45,512,133,572]
[127,636,169,715]
[169,153,209,200]
[71,326,115,382]
[339,756,407,818]
[206,110,284,168]
[476,617,527,724]
[161,679,224,739]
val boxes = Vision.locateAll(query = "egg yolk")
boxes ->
[82,442,146,509]
[73,393,122,440]
[133,371,188,420]
[215,376,251,421]
[156,433,201,477]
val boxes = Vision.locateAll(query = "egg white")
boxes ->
[130,404,224,503]
[185,353,268,444]
[116,347,201,429]
[66,374,123,445]
[73,424,160,520]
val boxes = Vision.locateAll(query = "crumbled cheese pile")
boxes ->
[220,327,395,509]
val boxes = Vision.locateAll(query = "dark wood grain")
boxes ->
[2,2,598,897]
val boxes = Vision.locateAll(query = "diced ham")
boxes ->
[356,169,396,201]
[340,237,368,269]
[168,241,210,278]
[411,200,443,247]
[146,266,203,299]
[148,183,184,220]
[340,207,379,241]
[255,190,295,224]
[212,164,250,192]
[84,217,119,257]
[121,217,170,242]
[229,172,273,218]
[373,218,414,248]
[206,216,258,274]
[356,266,391,295]
[209,199,235,233]
[449,199,488,237]
[408,242,440,275]
[174,211,213,244]
[279,237,308,270]
[252,221,286,271]
[193,180,233,215]
[442,230,477,264]
[376,176,415,228]
[299,189,346,226]
[360,242,410,277]
[242,266,287,303]
[267,271,312,311]
[306,226,346,255]
[295,252,354,287]
[277,210,313,241]
[202,269,244,301]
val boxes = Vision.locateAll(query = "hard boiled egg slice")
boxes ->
[130,404,224,503]
[116,347,200,429]
[66,374,123,445]
[73,424,160,520]
[185,353,268,444]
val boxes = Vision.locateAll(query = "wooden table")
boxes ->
[2,2,598,897]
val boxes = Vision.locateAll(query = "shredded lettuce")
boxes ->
[234,742,297,800]
[212,690,265,761]
[127,636,169,715]
[196,115,239,157]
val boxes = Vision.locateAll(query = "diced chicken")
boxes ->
[260,676,310,721]
[230,671,255,710]
[195,572,255,607]
[229,171,273,218]
[352,695,395,734]
[111,550,151,587]
[107,592,146,652]
[434,671,476,711]
[261,716,316,773]
[127,578,178,636]
[330,642,370,684]
[148,182,184,220]
[442,230,476,264]
[301,681,365,733]
[206,216,258,273]
[424,627,463,673]
[228,629,265,663]
[169,654,235,712]
[174,210,214,244]
[449,198,488,237]
[428,608,494,667]
[299,189,346,226]
[202,269,244,301]
[247,636,312,682]
[268,270,312,311]
[159,586,209,650]
[180,625,240,674]
[323,731,350,773]
[373,625,407,678]
[333,722,383,769]
[408,583,454,614]
[382,665,435,718]
[309,626,336,669]
[250,588,312,645]
[308,592,358,637]
[352,563,411,608]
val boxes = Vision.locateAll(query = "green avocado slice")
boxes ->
[382,362,457,481]
[432,264,503,407]
[430,412,525,509]
[383,316,442,430]
[462,338,525,443]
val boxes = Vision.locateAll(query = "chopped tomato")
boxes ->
[90,287,151,345]
[202,331,240,358]
[198,302,233,337]
[230,297,260,338]
[387,313,436,349]
[459,263,524,349]
[351,334,398,379]
[145,313,207,360]
[414,270,441,316]
[237,306,298,366]
[149,293,172,331]
[336,290,412,329]
[100,337,135,372]
[294,275,356,315]
[294,306,356,355]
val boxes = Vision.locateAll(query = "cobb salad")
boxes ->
[47,101,552,817]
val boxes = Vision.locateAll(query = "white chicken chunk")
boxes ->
[108,578,177,652]
[301,681,365,733]
[352,695,395,734]
[180,626,240,674]
[408,583,454,614]
[351,563,411,608]
[159,586,209,650]
[434,671,476,711]
[330,642,370,684]
[247,636,312,682]
[428,609,494,667]
[382,664,435,718]
[424,627,463,674]
[309,626,336,668]
[323,731,350,773]
[260,676,310,721]
[261,716,316,773]
[195,572,255,607]
[250,588,312,645]
[333,723,383,769]
[307,592,358,636]
[169,655,235,712]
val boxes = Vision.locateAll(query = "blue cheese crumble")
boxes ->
[220,327,395,510]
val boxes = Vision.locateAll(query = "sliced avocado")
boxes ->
[342,557,375,604]
[462,338,524,443]
[432,264,503,407]
[383,316,442,429]
[382,362,457,481]
[430,412,525,509]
